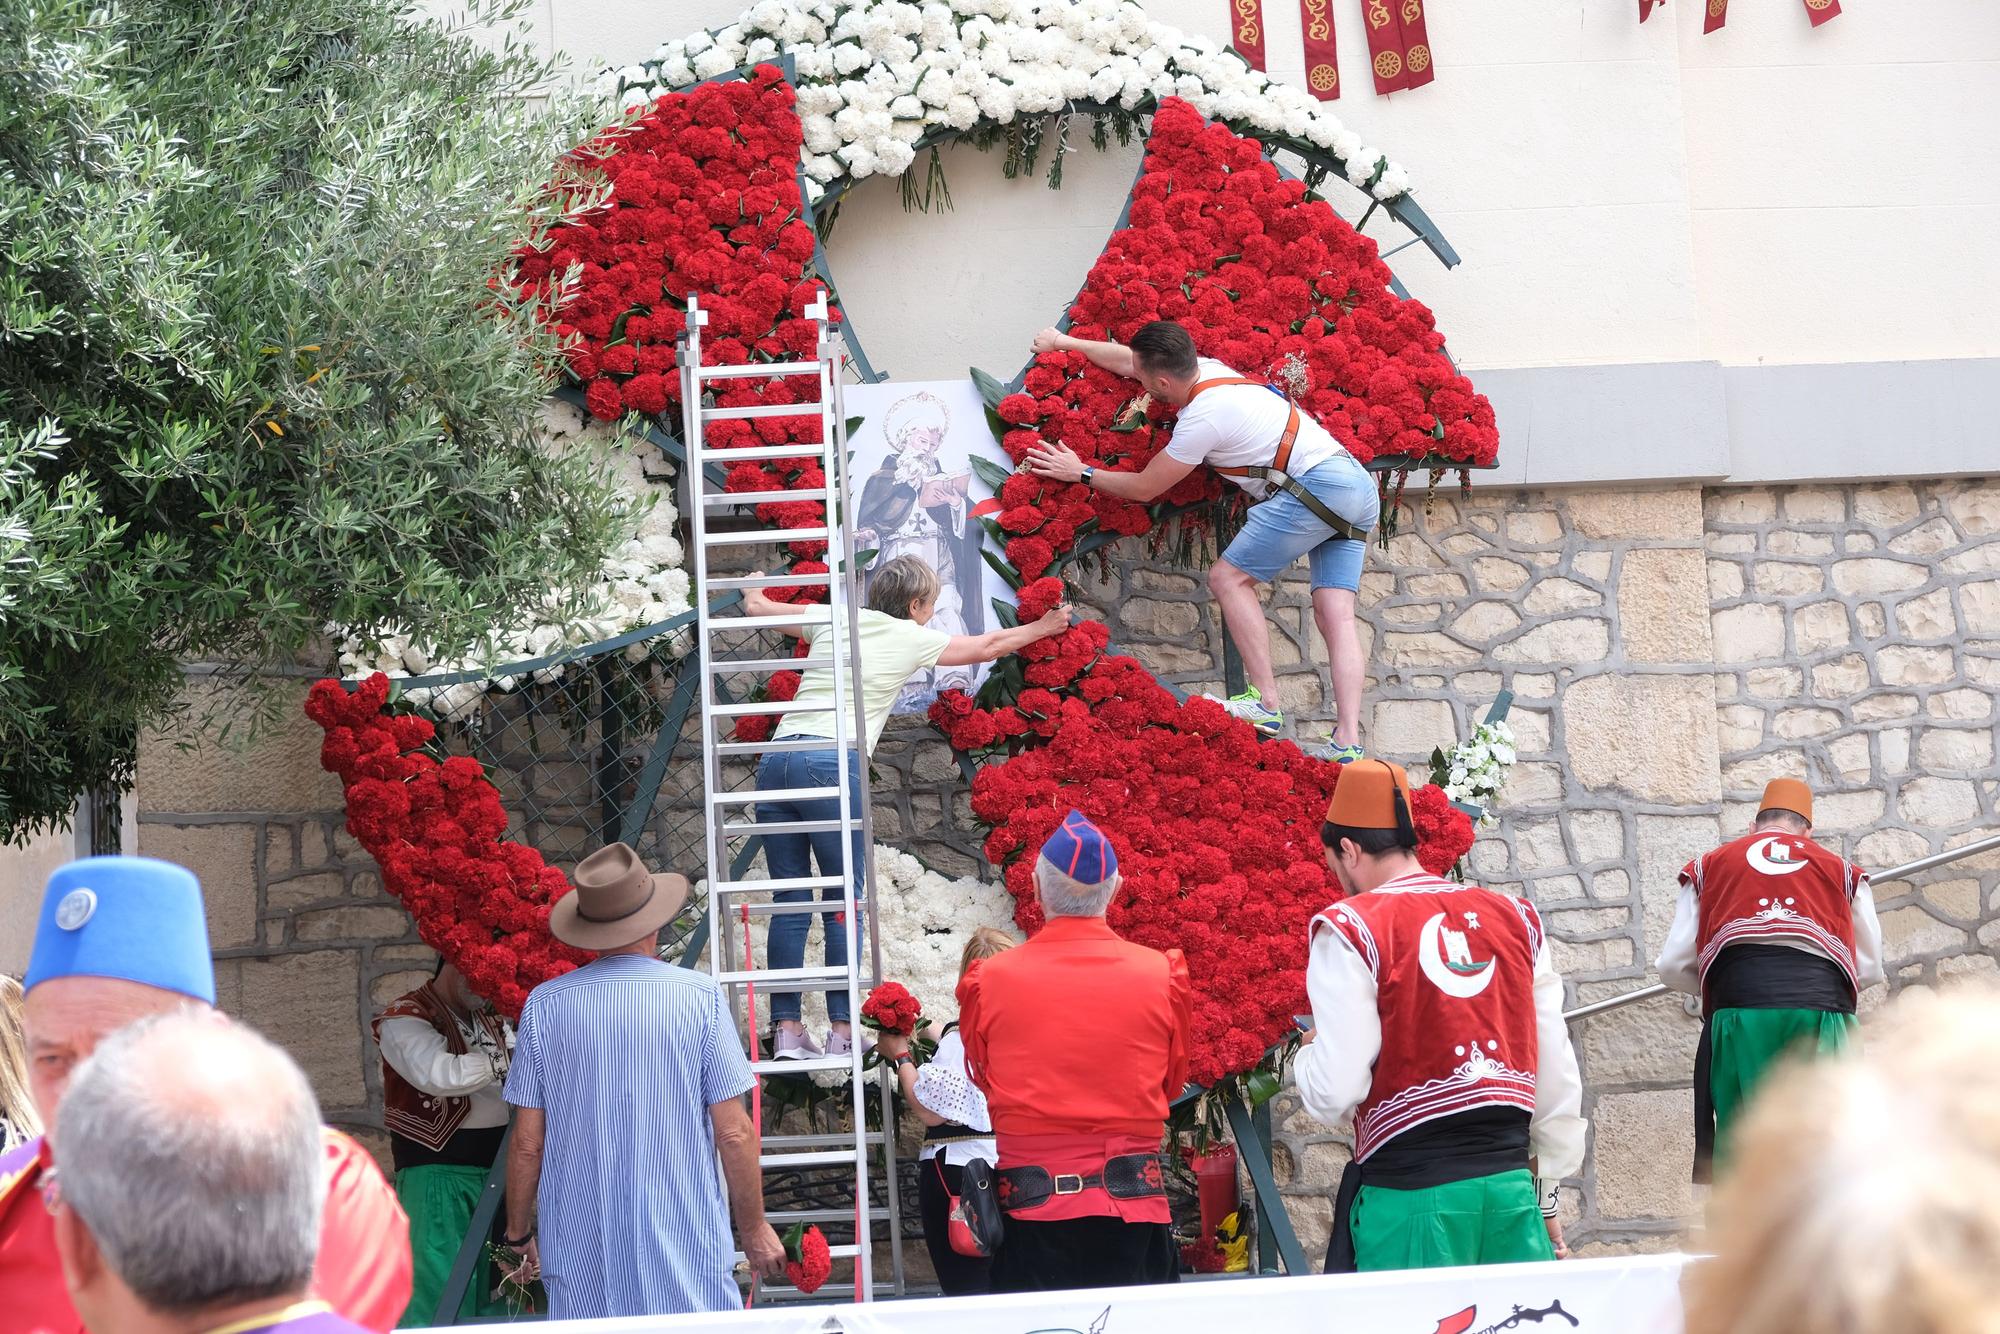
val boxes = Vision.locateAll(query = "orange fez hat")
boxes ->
[1759,777,1813,824]
[1326,759,1415,831]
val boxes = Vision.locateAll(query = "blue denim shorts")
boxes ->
[1220,453,1379,591]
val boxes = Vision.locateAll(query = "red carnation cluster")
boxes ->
[970,699,1472,1088]
[783,1223,833,1294]
[987,96,1496,591]
[516,65,840,568]
[303,674,591,1016]
[859,981,924,1037]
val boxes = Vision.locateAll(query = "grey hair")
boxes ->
[867,554,941,620]
[1755,809,1811,834]
[1035,856,1120,918]
[57,1010,323,1315]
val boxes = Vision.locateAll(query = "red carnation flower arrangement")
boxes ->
[781,1223,832,1295]
[303,673,591,1016]
[859,980,924,1036]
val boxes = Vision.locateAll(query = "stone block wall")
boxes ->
[134,478,2000,1253]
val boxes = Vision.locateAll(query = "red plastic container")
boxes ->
[1189,1143,1241,1239]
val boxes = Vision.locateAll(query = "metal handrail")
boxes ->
[1562,829,2000,1024]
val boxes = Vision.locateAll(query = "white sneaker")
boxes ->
[772,1027,823,1061]
[1201,686,1284,737]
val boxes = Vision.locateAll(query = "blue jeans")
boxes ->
[1220,453,1379,591]
[755,748,867,1024]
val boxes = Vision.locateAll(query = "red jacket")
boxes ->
[958,915,1191,1221]
[0,1129,412,1333]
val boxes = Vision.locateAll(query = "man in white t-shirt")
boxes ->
[1024,320,1378,760]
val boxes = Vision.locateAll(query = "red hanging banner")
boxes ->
[1639,0,1662,21]
[1231,0,1269,71]
[1398,0,1434,90]
[1362,0,1407,94]
[1703,0,1728,33]
[1299,0,1340,100]
[1802,0,1841,26]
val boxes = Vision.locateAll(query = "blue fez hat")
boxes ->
[25,857,217,1005]
[1039,809,1118,885]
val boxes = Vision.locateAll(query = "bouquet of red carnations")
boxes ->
[859,981,923,1036]
[781,1223,831,1295]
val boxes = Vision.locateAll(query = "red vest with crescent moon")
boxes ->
[1312,872,1543,1163]
[1682,830,1865,991]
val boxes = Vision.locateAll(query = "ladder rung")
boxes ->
[767,1208,885,1226]
[709,611,834,630]
[703,488,830,507]
[724,817,844,836]
[759,1149,865,1169]
[763,1131,886,1150]
[704,527,828,546]
[707,573,833,589]
[714,875,847,893]
[732,899,854,917]
[697,361,821,379]
[716,966,853,989]
[710,700,836,718]
[750,1056,856,1076]
[712,785,842,805]
[711,656,834,673]
[716,737,841,756]
[703,402,821,421]
[698,443,825,462]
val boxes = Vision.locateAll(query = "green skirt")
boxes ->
[395,1163,502,1327]
[1349,1168,1554,1272]
[1708,1006,1857,1169]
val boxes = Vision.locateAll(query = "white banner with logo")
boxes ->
[466,1253,1689,1334]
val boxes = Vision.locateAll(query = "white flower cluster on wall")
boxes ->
[1432,719,1517,828]
[336,404,692,718]
[607,0,1412,202]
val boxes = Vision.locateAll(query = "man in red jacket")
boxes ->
[0,856,412,1333]
[1655,776,1885,1179]
[958,810,1191,1293]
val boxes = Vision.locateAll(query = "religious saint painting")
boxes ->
[843,379,1012,711]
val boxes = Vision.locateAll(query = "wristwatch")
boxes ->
[1080,466,1095,487]
[890,1051,915,1068]
[502,1225,536,1247]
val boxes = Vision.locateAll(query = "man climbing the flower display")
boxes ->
[1023,319,1379,760]
[1296,761,1585,1273]
[1655,776,1885,1181]
[958,811,1191,1292]
[372,961,514,1325]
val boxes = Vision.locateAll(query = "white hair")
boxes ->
[1034,856,1119,918]
[57,1010,323,1315]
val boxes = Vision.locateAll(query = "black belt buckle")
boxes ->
[1053,1173,1086,1195]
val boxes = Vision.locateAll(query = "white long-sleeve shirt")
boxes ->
[377,1015,512,1129]
[1294,923,1588,1180]
[1655,881,1886,996]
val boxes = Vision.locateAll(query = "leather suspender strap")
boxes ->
[1183,377,1372,543]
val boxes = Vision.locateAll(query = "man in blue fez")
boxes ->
[0,856,413,1332]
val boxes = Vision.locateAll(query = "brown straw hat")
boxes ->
[549,842,690,951]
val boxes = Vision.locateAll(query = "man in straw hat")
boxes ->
[1,856,411,1332]
[1656,775,1885,1180]
[958,810,1191,1292]
[500,843,785,1318]
[1295,761,1585,1273]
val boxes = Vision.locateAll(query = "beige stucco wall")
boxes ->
[130,476,2000,1250]
[457,0,2000,376]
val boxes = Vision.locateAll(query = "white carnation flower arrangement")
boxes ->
[608,0,1413,206]
[1429,719,1517,827]
[335,404,693,719]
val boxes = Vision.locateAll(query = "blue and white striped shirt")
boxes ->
[504,954,755,1318]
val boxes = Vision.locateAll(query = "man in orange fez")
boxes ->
[958,810,1192,1292]
[1295,760,1585,1273]
[0,856,413,1333]
[1656,776,1885,1179]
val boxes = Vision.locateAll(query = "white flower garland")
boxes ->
[608,0,1412,203]
[335,402,693,718]
[1432,719,1516,827]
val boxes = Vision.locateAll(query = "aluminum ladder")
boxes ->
[678,291,902,1301]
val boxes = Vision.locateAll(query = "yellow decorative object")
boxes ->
[1216,1210,1251,1273]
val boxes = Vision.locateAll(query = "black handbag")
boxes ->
[950,1157,1005,1258]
